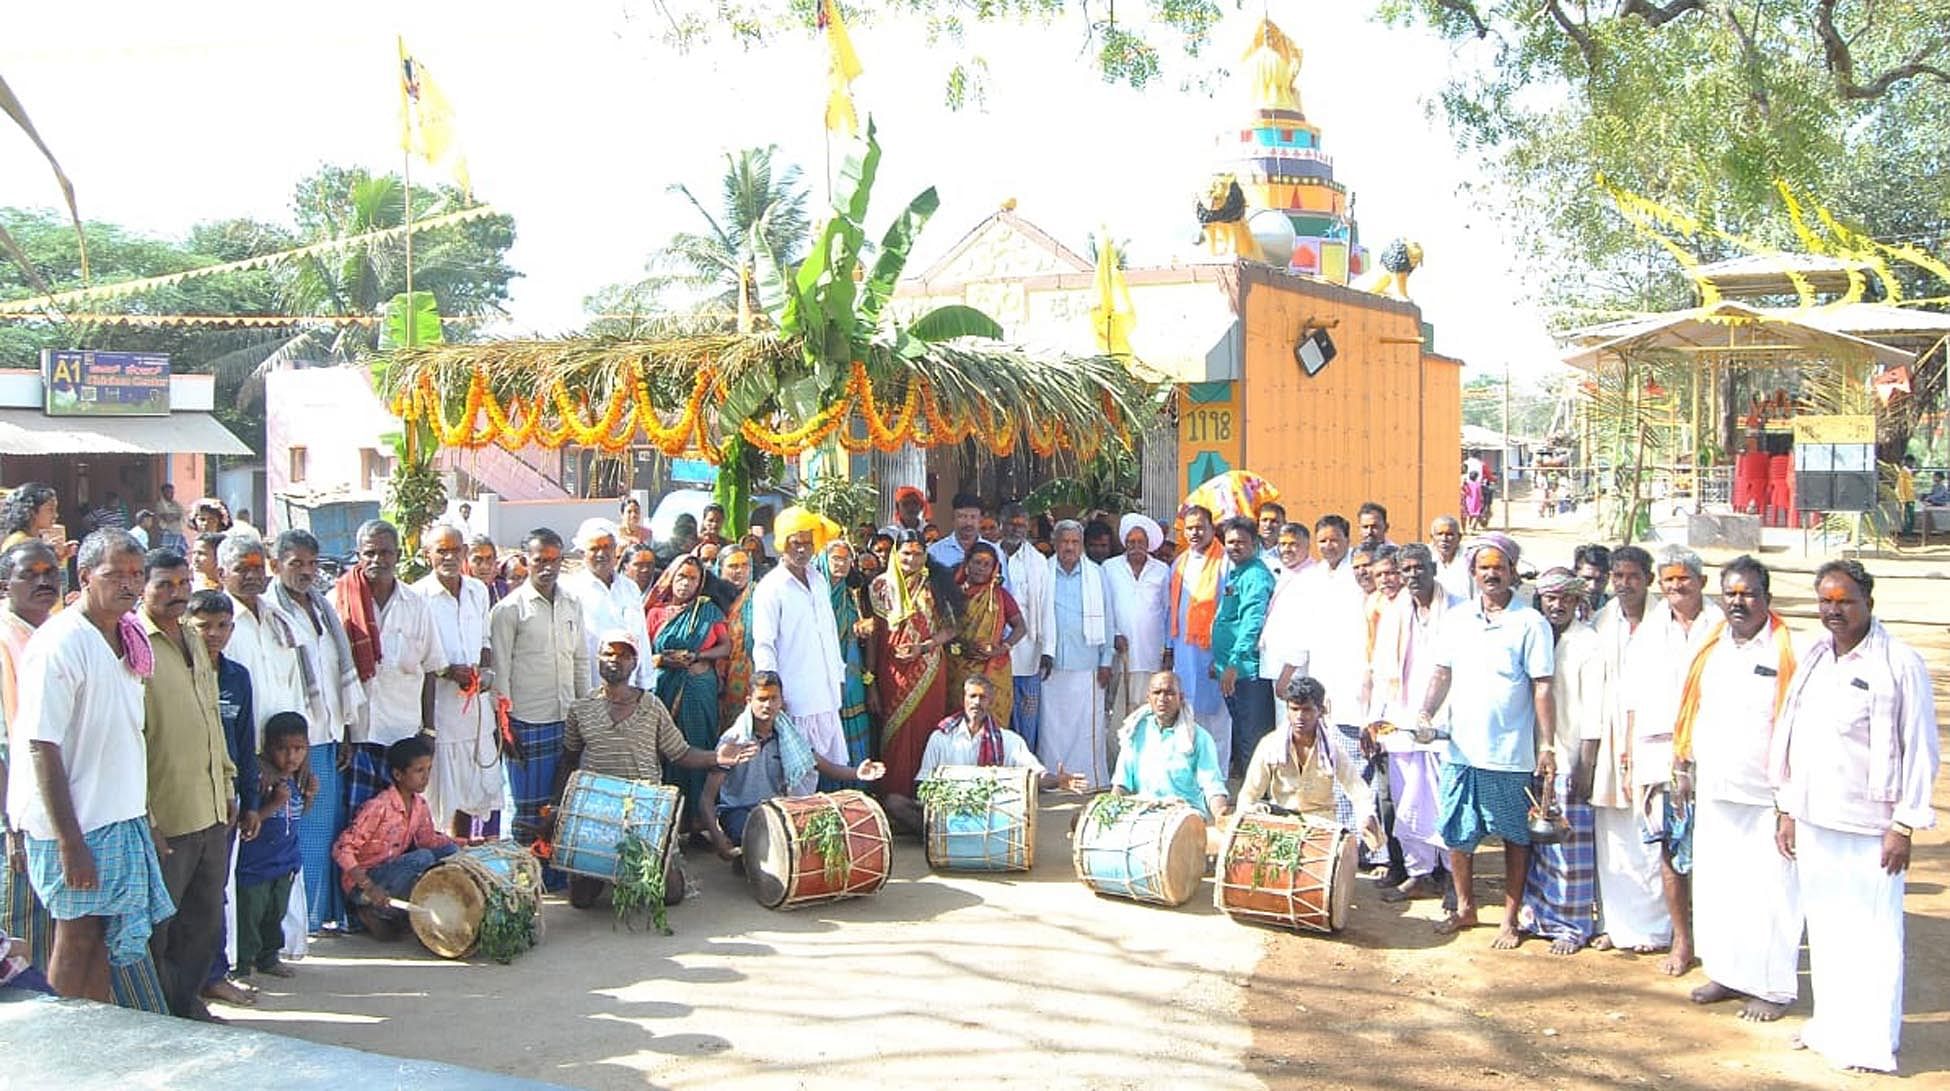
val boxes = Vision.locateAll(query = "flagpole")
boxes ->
[403,144,415,350]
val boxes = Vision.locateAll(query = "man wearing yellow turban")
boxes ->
[750,506,853,783]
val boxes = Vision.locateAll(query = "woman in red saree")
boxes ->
[869,533,956,797]
[945,541,1023,730]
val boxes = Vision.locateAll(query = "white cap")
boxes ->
[597,627,638,654]
[574,517,620,548]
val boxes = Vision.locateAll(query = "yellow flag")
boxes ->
[398,37,471,198]
[1090,231,1136,357]
[819,0,864,136]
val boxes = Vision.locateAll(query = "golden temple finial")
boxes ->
[1244,18,1303,114]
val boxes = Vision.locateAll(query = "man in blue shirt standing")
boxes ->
[1414,533,1557,948]
[1211,517,1275,780]
[1037,520,1115,787]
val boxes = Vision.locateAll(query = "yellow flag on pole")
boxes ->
[819,0,864,136]
[398,37,471,198]
[1090,230,1135,356]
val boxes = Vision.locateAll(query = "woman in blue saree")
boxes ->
[645,555,729,830]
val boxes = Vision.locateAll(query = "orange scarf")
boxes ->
[1166,540,1223,649]
[1671,615,1795,764]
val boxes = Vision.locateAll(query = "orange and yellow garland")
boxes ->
[392,359,1106,463]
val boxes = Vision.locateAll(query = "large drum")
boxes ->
[744,790,892,910]
[554,771,680,883]
[1071,794,1208,907]
[1214,811,1355,933]
[410,842,545,959]
[922,765,1038,872]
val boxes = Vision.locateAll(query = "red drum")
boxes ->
[1214,811,1355,933]
[743,790,893,910]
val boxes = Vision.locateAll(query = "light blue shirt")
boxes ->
[1051,559,1114,670]
[926,535,1004,585]
[1435,597,1555,772]
[1112,710,1228,817]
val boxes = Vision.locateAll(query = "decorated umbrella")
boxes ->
[1183,470,1281,522]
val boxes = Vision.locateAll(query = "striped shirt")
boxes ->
[564,690,691,783]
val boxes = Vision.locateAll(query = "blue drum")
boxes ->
[1072,795,1208,906]
[553,771,680,883]
[922,766,1038,872]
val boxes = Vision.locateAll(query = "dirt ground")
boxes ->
[212,507,1950,1089]
[1247,511,1950,1090]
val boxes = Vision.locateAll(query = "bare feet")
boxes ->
[1380,875,1441,903]
[1490,924,1523,950]
[1434,909,1479,935]
[1659,945,1696,976]
[1689,981,1739,1005]
[1591,933,1615,952]
[201,978,256,1006]
[1547,935,1583,956]
[1633,943,1668,955]
[1738,997,1789,1022]
[257,962,296,979]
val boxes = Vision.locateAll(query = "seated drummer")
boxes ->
[550,628,760,910]
[1237,676,1384,851]
[700,671,884,862]
[333,737,459,939]
[1109,670,1230,823]
[884,674,1087,832]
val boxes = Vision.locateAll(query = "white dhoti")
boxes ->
[1108,670,1150,774]
[1593,804,1672,949]
[1388,750,1446,877]
[430,699,504,829]
[1798,821,1905,1073]
[789,708,851,792]
[1038,669,1109,788]
[1693,796,1801,1004]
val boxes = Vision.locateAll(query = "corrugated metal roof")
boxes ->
[0,409,251,456]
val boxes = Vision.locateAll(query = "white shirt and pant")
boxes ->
[1368,588,1460,878]
[1771,620,1938,1073]
[1104,551,1169,730]
[1000,543,1053,748]
[750,563,850,772]
[414,573,500,829]
[561,569,652,690]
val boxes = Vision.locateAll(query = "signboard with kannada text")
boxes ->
[41,349,171,417]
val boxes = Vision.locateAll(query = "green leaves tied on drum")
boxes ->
[612,794,672,935]
[798,803,852,883]
[915,775,1000,818]
[1239,825,1311,891]
[476,881,540,963]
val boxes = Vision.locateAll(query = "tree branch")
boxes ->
[1815,0,1950,100]
[1544,0,1596,67]
[1435,0,1491,38]
[1616,0,1705,28]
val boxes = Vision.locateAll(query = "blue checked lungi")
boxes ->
[5,850,168,1011]
[1640,785,1693,875]
[1518,773,1597,945]
[1437,763,1533,853]
[297,743,348,932]
[1011,675,1042,751]
[1329,724,1368,830]
[506,718,566,890]
[24,817,175,967]
[344,741,392,816]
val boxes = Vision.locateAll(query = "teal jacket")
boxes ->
[1211,555,1273,678]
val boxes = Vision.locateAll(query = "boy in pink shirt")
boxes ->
[331,736,456,938]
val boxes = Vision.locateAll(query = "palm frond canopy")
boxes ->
[381,330,1156,463]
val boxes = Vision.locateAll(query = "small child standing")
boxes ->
[332,736,458,939]
[184,589,262,1007]
[234,712,310,985]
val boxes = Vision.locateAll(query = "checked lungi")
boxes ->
[506,718,567,890]
[23,817,175,967]
[1011,675,1042,751]
[1436,764,1532,853]
[297,742,348,932]
[344,741,393,817]
[3,853,170,1012]
[1517,771,1597,947]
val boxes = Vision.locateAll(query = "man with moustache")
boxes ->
[337,521,447,815]
[562,518,652,690]
[1518,567,1607,954]
[1428,515,1471,601]
[1669,556,1800,1020]
[1363,542,1460,903]
[137,548,232,1019]
[414,524,501,837]
[1769,561,1937,1072]
[997,503,1052,748]
[1211,517,1275,778]
[1163,505,1231,775]
[1294,515,1371,840]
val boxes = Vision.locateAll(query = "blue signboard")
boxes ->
[41,349,172,416]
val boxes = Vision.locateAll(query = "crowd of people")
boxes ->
[0,476,1939,1076]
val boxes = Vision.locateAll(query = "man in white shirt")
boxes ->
[997,503,1052,747]
[1770,560,1938,1073]
[561,518,651,689]
[270,530,364,752]
[1292,515,1371,835]
[7,530,171,1001]
[1363,542,1459,903]
[1105,512,1170,730]
[1517,566,1607,952]
[1037,521,1114,787]
[1429,515,1471,601]
[1669,556,1800,1021]
[339,521,448,813]
[1257,520,1313,729]
[489,527,589,885]
[414,524,502,836]
[1619,544,1721,976]
[1585,545,1670,957]
[882,674,1085,831]
[749,507,851,782]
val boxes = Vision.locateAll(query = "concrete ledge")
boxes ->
[0,987,563,1089]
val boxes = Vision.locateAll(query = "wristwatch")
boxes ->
[1891,821,1914,838]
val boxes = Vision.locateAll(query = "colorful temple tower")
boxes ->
[1228,19,1368,284]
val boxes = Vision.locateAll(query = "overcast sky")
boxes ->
[0,0,1566,379]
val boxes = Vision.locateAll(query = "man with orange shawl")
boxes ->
[1669,555,1801,1021]
[870,531,957,797]
[1163,505,1232,773]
